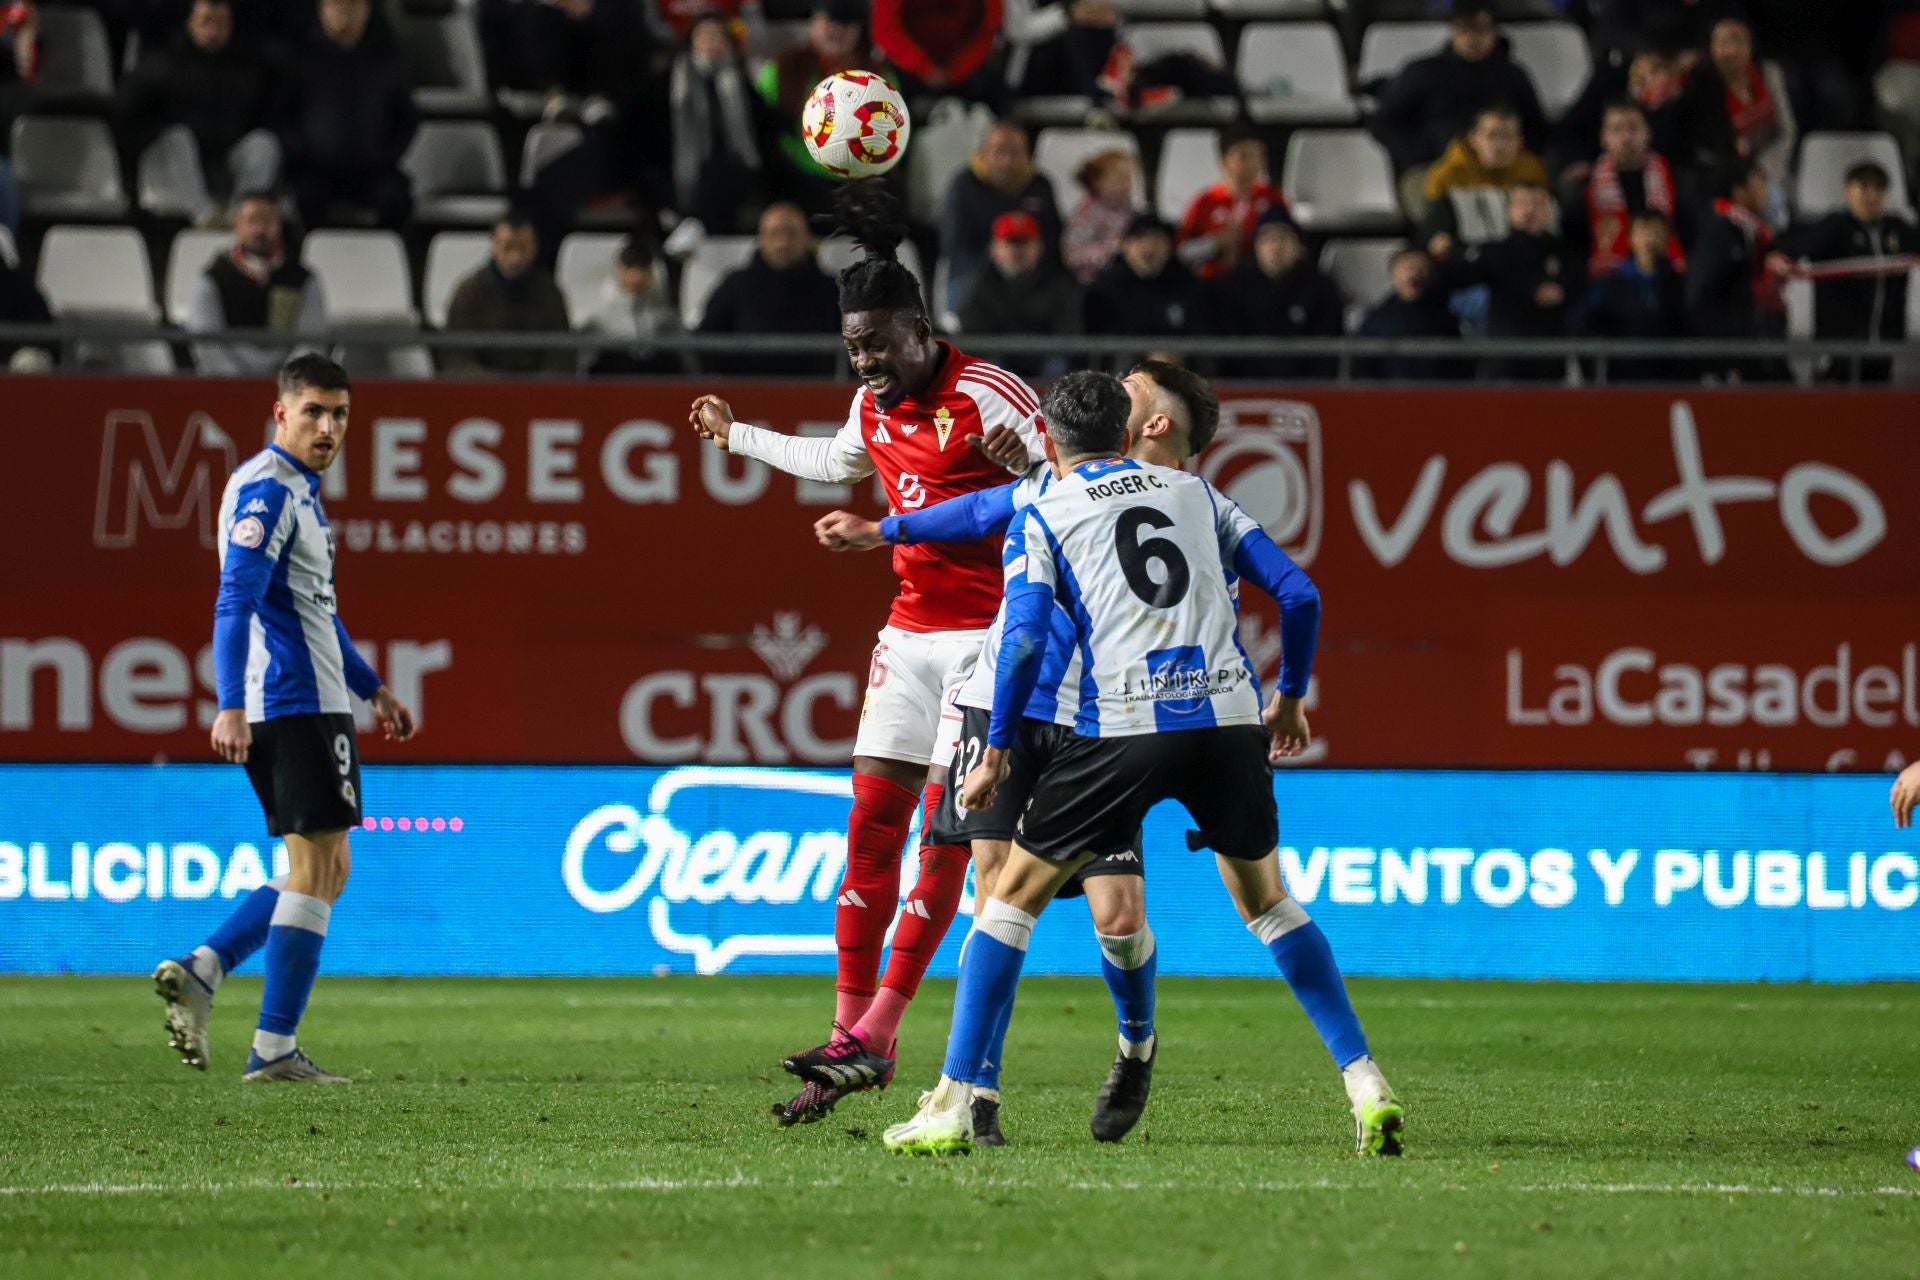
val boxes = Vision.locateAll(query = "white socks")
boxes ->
[1342,1055,1391,1110]
[1096,924,1156,971]
[1119,1032,1156,1061]
[188,946,225,991]
[974,899,1036,951]
[270,891,332,935]
[1247,898,1312,945]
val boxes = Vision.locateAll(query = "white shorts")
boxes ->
[854,625,988,771]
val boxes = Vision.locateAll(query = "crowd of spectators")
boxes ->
[1,0,1917,383]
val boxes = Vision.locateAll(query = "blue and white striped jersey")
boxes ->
[998,458,1262,739]
[212,445,380,721]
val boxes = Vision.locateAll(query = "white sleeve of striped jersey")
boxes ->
[1209,481,1262,564]
[726,400,875,483]
[958,369,1048,465]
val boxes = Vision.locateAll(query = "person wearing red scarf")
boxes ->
[873,0,1005,107]
[1582,101,1684,278]
[1687,157,1784,382]
[1681,18,1796,212]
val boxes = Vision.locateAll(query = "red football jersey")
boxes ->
[1176,181,1286,280]
[830,345,1045,632]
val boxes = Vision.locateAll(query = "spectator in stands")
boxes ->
[1083,212,1208,366]
[184,193,326,377]
[479,0,657,113]
[0,0,37,205]
[648,0,763,46]
[756,0,867,209]
[958,211,1082,376]
[444,211,573,376]
[698,200,840,375]
[1370,0,1548,220]
[1555,21,1690,181]
[1680,17,1794,223]
[0,223,51,369]
[1771,161,1915,385]
[873,0,1006,110]
[1573,208,1687,381]
[582,233,683,376]
[1061,147,1136,285]
[1216,206,1343,381]
[1449,184,1568,381]
[939,120,1061,312]
[1877,3,1920,175]
[1576,100,1683,280]
[664,12,764,235]
[0,159,15,236]
[1687,158,1783,383]
[119,0,280,225]
[1424,104,1549,260]
[1355,249,1465,381]
[279,0,417,230]
[1003,0,1119,100]
[1174,125,1284,282]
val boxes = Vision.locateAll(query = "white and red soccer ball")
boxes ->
[801,70,911,178]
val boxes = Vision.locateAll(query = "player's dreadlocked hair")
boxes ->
[828,179,927,319]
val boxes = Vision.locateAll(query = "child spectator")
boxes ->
[1174,125,1284,281]
[1062,147,1137,285]
[1424,104,1549,259]
[582,234,683,376]
[1578,100,1683,279]
[1450,185,1569,381]
[1771,161,1916,385]
[1574,208,1688,382]
[1215,207,1343,380]
[1687,158,1782,382]
[1356,248,1466,381]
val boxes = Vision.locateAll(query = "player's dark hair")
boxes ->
[278,353,350,398]
[1132,359,1221,456]
[831,179,926,319]
[1042,371,1130,458]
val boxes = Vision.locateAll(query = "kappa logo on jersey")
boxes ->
[242,498,270,516]
[229,515,265,549]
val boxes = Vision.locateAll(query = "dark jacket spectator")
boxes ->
[1083,214,1209,367]
[119,1,278,200]
[697,201,840,376]
[444,215,573,376]
[1554,29,1690,175]
[663,13,764,233]
[186,194,326,376]
[1003,0,1119,100]
[939,121,1062,312]
[1370,3,1548,178]
[1573,210,1688,382]
[1774,162,1915,384]
[1061,147,1136,285]
[1356,250,1466,382]
[278,0,417,229]
[1216,208,1343,380]
[958,212,1082,376]
[1679,17,1795,206]
[1574,101,1685,279]
[479,0,654,104]
[0,0,38,159]
[1448,186,1569,380]
[756,0,868,194]
[873,0,1005,106]
[0,233,52,367]
[1686,161,1781,381]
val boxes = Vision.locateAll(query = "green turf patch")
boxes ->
[1,976,1914,1279]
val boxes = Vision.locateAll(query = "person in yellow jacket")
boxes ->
[1422,104,1550,261]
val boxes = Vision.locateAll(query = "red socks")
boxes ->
[855,783,971,1051]
[833,773,919,1011]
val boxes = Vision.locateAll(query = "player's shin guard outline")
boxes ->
[941,900,1034,1082]
[1250,899,1370,1069]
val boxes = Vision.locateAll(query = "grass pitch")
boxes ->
[0,975,1915,1279]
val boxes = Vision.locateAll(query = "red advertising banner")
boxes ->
[1,377,1914,771]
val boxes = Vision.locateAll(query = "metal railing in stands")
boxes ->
[0,324,1914,385]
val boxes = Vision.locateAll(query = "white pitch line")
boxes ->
[1,1177,1912,1199]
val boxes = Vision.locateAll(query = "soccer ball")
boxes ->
[801,71,911,178]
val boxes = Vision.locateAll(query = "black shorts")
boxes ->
[241,712,363,837]
[1017,724,1277,865]
[928,706,1142,898]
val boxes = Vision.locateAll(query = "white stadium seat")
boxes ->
[1121,23,1237,119]
[1282,130,1403,231]
[301,230,417,326]
[555,232,628,327]
[33,6,114,102]
[1112,0,1207,16]
[12,117,128,218]
[1155,128,1222,223]
[520,122,583,188]
[37,226,158,319]
[1356,22,1446,86]
[396,12,489,115]
[679,236,758,329]
[1033,128,1146,212]
[422,231,493,329]
[1320,237,1407,317]
[1506,22,1592,120]
[1211,0,1328,15]
[907,100,995,225]
[404,122,511,225]
[1794,132,1911,218]
[163,228,232,325]
[1238,23,1358,124]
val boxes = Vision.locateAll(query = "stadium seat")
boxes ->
[1505,22,1591,120]
[907,100,995,225]
[1121,24,1237,120]
[36,226,158,319]
[555,231,627,326]
[404,122,511,225]
[679,236,758,329]
[1320,237,1407,317]
[930,257,962,333]
[1010,96,1098,127]
[1782,274,1815,386]
[136,128,208,219]
[818,236,927,291]
[749,19,809,63]
[396,11,490,115]
[520,122,583,187]
[1033,128,1146,212]
[11,117,129,218]
[301,230,418,326]
[32,6,114,103]
[1112,0,1208,15]
[422,231,493,328]
[1238,23,1359,124]
[1794,132,1912,218]
[1282,130,1403,231]
[1155,128,1221,223]
[163,228,231,325]
[1355,22,1446,87]
[1212,0,1329,15]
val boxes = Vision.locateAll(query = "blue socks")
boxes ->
[942,900,1035,1083]
[202,877,285,978]
[973,991,1017,1092]
[254,891,331,1060]
[1096,925,1157,1055]
[1250,899,1370,1069]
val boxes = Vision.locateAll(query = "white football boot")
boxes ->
[883,1077,975,1155]
[153,958,214,1071]
[1343,1056,1405,1156]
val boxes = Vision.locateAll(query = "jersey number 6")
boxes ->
[1114,507,1191,609]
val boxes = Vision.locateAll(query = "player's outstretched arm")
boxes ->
[689,393,874,484]
[815,480,1026,552]
[1893,761,1920,828]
